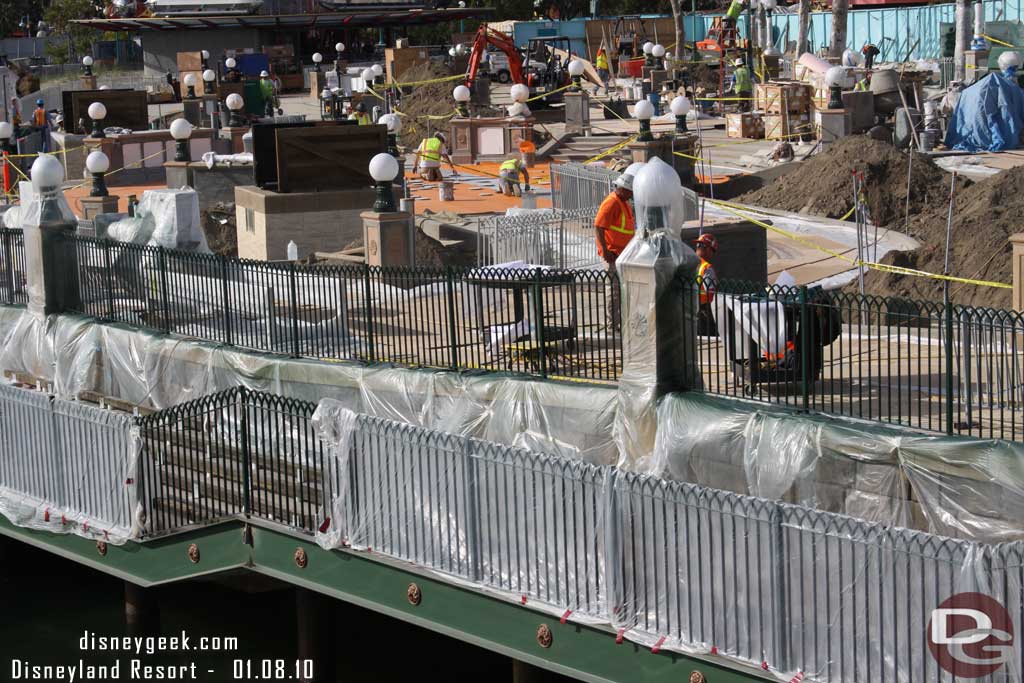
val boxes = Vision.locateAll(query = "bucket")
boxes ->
[439,179,454,201]
[519,140,536,168]
[919,130,935,152]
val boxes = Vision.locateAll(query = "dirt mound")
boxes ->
[859,165,1024,309]
[201,203,237,257]
[736,137,955,228]
[394,63,461,151]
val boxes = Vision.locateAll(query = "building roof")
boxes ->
[72,6,493,32]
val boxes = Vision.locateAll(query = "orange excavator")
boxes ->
[464,23,571,105]
[465,24,526,86]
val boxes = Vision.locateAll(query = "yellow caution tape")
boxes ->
[526,82,575,103]
[838,204,856,221]
[7,145,86,159]
[980,33,1015,48]
[695,96,755,101]
[583,134,639,164]
[710,198,1012,289]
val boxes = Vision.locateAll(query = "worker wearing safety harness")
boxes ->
[731,58,752,112]
[724,0,745,30]
[413,132,455,182]
[694,233,719,335]
[595,174,636,331]
[497,156,530,196]
[349,102,371,125]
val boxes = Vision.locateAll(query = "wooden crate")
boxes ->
[764,112,811,140]
[275,124,387,193]
[754,81,810,114]
[726,112,765,139]
[66,89,149,134]
[385,47,431,84]
[176,51,203,74]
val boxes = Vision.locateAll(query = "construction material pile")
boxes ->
[394,63,460,150]
[736,137,953,227]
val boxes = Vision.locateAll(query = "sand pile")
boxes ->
[394,63,461,150]
[736,137,956,228]
[860,165,1024,309]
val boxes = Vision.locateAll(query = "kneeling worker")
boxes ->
[414,132,455,182]
[595,174,636,330]
[497,156,530,196]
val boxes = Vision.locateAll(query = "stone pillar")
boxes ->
[310,71,327,100]
[164,160,194,189]
[362,210,414,267]
[124,582,160,637]
[295,588,335,683]
[629,137,697,189]
[1011,234,1024,311]
[79,195,120,221]
[221,126,249,154]
[563,91,591,136]
[80,75,98,90]
[21,166,81,318]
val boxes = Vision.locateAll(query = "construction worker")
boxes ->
[413,132,455,182]
[724,0,746,30]
[349,101,371,125]
[32,99,49,153]
[497,156,530,196]
[694,233,719,335]
[259,70,277,117]
[854,73,871,91]
[861,43,880,70]
[9,97,21,128]
[731,58,752,112]
[595,173,636,331]
[594,47,610,95]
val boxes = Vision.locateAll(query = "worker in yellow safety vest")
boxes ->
[594,47,611,95]
[413,132,456,182]
[731,58,752,112]
[497,156,531,196]
[349,102,371,125]
[724,0,746,29]
[854,73,871,92]
[259,70,278,116]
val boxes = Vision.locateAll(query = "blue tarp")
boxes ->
[944,73,1024,152]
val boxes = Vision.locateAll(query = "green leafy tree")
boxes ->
[0,0,34,39]
[43,0,98,64]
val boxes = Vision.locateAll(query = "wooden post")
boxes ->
[1010,234,1024,311]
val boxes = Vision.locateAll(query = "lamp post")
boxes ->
[369,152,399,213]
[87,101,107,138]
[652,44,666,70]
[319,88,332,120]
[634,98,654,141]
[334,42,345,81]
[82,55,93,77]
[567,59,585,90]
[670,95,691,133]
[824,66,848,109]
[225,57,238,81]
[642,41,655,67]
[371,63,384,87]
[86,150,110,197]
[379,113,402,156]
[183,73,197,100]
[201,49,210,70]
[226,93,245,127]
[170,118,193,162]
[453,84,471,117]
[202,68,216,95]
[312,52,323,74]
[762,0,777,51]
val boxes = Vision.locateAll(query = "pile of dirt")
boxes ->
[861,165,1024,309]
[201,202,237,257]
[736,137,957,228]
[394,62,460,151]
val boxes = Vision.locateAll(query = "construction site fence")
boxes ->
[477,206,603,270]
[0,228,28,307]
[64,233,623,383]
[685,278,1024,443]
[549,162,620,213]
[121,385,1024,683]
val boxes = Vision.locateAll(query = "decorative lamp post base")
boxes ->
[675,116,688,134]
[638,120,654,142]
[373,181,396,213]
[827,85,844,110]
[175,140,190,163]
[89,172,108,197]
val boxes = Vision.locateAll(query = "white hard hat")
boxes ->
[614,174,633,191]
[260,70,269,77]
[734,58,745,67]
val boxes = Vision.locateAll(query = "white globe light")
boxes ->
[999,50,1022,69]
[824,65,853,88]
[183,73,197,87]
[455,43,466,56]
[633,156,680,211]
[510,83,530,103]
[642,41,654,55]
[0,122,11,138]
[453,84,471,102]
[670,95,691,116]
[99,85,110,90]
[201,49,210,60]
[567,59,585,77]
[202,69,216,82]
[225,57,237,68]
[335,42,345,52]
[371,63,383,77]
[368,152,400,182]
[30,153,64,190]
[85,150,110,174]
[361,68,374,82]
[87,101,107,120]
[652,44,666,58]
[379,112,402,133]
[313,52,323,63]
[448,47,457,57]
[82,55,94,66]
[634,99,654,120]
[320,88,331,100]
[226,93,244,110]
[169,118,193,140]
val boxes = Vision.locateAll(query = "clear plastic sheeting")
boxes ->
[0,307,619,466]
[105,188,209,252]
[651,391,1024,544]
[0,382,141,544]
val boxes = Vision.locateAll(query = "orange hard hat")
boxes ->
[694,233,719,253]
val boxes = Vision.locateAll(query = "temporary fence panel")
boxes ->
[477,207,603,270]
[549,162,619,213]
[0,229,28,306]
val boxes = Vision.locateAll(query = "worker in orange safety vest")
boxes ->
[594,174,636,267]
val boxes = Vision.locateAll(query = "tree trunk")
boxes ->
[669,0,686,61]
[830,0,849,58]
[796,0,811,56]
[954,0,970,80]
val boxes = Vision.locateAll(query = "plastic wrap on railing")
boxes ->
[652,392,1024,544]
[311,401,609,619]
[0,383,141,544]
